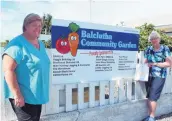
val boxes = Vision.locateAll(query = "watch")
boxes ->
[155,63,158,66]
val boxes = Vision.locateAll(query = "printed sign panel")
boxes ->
[51,19,139,84]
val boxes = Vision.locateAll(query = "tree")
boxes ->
[41,14,52,48]
[41,14,52,35]
[46,39,51,48]
[0,40,9,47]
[136,23,172,51]
[41,40,47,48]
[5,40,9,44]
[41,39,51,48]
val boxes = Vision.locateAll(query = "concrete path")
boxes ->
[156,112,172,121]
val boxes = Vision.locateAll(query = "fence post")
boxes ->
[89,82,95,108]
[127,80,133,101]
[119,79,127,103]
[100,81,105,106]
[109,81,115,104]
[65,84,73,111]
[78,83,84,109]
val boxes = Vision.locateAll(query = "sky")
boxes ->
[1,0,172,41]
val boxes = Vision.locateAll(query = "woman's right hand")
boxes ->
[14,94,25,107]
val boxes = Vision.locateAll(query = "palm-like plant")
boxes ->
[41,14,52,35]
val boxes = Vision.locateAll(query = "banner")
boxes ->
[51,19,140,84]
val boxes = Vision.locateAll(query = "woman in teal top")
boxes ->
[2,13,50,121]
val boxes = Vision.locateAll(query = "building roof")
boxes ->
[155,24,172,32]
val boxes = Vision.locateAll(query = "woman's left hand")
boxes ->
[148,63,157,67]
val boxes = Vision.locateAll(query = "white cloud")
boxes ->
[1,22,22,41]
[123,0,172,27]
[1,0,172,41]
[90,0,172,25]
[1,1,51,40]
[1,7,23,40]
[17,1,51,16]
[2,0,50,2]
[51,1,90,22]
[125,14,172,27]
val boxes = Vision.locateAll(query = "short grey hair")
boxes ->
[148,31,161,42]
[23,13,42,32]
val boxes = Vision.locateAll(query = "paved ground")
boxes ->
[73,89,172,121]
[156,112,172,121]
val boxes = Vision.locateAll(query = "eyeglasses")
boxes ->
[150,38,159,41]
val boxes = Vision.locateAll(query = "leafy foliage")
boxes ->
[41,14,52,35]
[41,39,51,48]
[136,23,172,51]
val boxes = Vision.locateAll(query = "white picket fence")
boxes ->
[1,47,172,121]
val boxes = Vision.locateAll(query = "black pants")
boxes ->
[9,98,42,121]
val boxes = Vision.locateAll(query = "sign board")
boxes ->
[51,19,139,84]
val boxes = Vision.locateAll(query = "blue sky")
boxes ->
[1,0,172,40]
[1,1,18,9]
